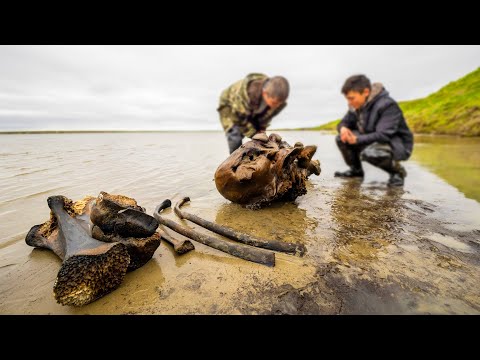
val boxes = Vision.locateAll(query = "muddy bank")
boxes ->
[0,132,479,314]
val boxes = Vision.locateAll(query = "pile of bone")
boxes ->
[25,192,160,307]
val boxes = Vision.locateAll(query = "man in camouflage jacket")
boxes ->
[217,73,290,153]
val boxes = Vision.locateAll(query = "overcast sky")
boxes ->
[0,45,478,131]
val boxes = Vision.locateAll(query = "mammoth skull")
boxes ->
[215,133,321,208]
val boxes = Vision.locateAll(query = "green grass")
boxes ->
[315,119,341,131]
[313,67,480,136]
[401,67,480,136]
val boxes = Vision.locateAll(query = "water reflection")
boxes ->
[159,227,243,268]
[330,179,405,267]
[214,201,315,246]
[412,135,480,202]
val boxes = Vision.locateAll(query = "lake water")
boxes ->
[1,131,479,314]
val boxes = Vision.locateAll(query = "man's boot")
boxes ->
[335,135,364,178]
[334,168,364,178]
[387,163,407,187]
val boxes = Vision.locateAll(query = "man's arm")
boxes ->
[355,103,403,146]
[337,111,357,143]
[256,102,287,133]
[218,106,245,133]
[257,120,269,133]
[337,111,356,132]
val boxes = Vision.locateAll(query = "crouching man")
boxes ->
[334,74,414,186]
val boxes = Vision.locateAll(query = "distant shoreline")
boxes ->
[0,130,223,134]
[0,129,332,135]
[1,129,477,137]
[0,129,328,135]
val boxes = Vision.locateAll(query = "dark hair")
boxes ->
[263,76,289,101]
[341,75,371,95]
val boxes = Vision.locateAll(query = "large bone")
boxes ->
[90,191,158,237]
[91,224,161,271]
[214,133,321,208]
[25,196,130,306]
[174,197,306,256]
[88,192,161,271]
[154,200,275,267]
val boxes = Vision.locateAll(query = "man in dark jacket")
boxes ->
[334,75,414,186]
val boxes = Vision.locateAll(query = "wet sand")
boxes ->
[0,132,479,314]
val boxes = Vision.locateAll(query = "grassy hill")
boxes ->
[310,121,340,131]
[314,67,480,136]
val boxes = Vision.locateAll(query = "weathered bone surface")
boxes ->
[154,200,275,267]
[215,133,321,208]
[25,195,130,306]
[90,191,158,237]
[91,225,161,270]
[88,192,161,271]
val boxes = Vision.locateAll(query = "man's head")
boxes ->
[341,75,371,110]
[262,76,289,110]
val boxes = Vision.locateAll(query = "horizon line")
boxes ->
[0,128,312,134]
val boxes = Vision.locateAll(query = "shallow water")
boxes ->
[0,131,479,314]
[412,135,480,203]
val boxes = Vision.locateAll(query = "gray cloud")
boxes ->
[0,45,478,131]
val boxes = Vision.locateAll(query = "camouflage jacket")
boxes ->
[217,73,287,138]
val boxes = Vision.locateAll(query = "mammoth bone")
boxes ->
[25,195,130,306]
[174,197,305,256]
[215,133,321,208]
[25,192,162,306]
[89,191,161,270]
[154,199,275,267]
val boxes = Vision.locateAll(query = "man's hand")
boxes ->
[340,126,358,145]
[346,132,357,144]
[340,126,352,142]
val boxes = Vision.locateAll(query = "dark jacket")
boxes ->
[337,83,414,161]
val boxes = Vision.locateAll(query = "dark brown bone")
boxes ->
[25,196,130,306]
[174,197,305,256]
[90,191,158,237]
[154,200,275,267]
[91,225,161,271]
[88,192,161,270]
[215,133,321,208]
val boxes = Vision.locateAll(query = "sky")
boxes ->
[0,45,478,131]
